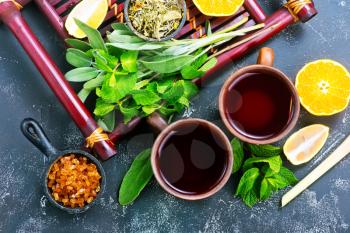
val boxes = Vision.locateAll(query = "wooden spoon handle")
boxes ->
[281,134,350,207]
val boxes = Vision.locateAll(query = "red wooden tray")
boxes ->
[0,0,317,160]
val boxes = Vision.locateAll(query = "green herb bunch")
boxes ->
[232,138,298,207]
[64,19,263,131]
[117,139,298,206]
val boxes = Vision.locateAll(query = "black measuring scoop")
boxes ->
[21,118,106,214]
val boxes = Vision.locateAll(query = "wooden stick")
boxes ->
[281,134,350,207]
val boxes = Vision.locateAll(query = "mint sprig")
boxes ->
[232,138,298,207]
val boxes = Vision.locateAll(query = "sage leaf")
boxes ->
[65,67,99,82]
[140,55,194,74]
[66,48,92,67]
[132,89,161,106]
[77,88,91,103]
[119,149,153,205]
[65,38,92,52]
[83,73,105,90]
[242,156,282,173]
[111,23,134,34]
[247,144,282,157]
[231,138,244,173]
[75,19,107,52]
[121,51,138,72]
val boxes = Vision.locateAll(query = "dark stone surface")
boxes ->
[0,1,349,232]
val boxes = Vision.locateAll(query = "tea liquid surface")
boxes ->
[225,72,293,139]
[158,123,228,195]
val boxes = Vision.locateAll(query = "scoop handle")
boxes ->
[21,118,59,158]
[281,134,350,207]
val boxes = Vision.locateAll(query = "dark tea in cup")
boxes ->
[219,47,300,144]
[151,118,232,200]
[224,72,293,139]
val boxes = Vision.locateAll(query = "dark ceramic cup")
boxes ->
[218,47,300,144]
[21,118,106,214]
[147,113,233,200]
[124,0,187,41]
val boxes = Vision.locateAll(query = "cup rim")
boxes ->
[218,64,300,145]
[151,118,233,201]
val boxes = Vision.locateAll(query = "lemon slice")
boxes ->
[192,0,244,17]
[283,124,329,165]
[295,59,350,116]
[65,0,108,39]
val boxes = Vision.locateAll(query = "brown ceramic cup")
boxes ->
[147,113,233,200]
[218,47,300,144]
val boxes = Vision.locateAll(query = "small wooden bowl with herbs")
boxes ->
[124,0,187,41]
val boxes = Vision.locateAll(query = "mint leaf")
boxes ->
[192,49,208,69]
[178,96,189,107]
[94,99,115,116]
[66,48,92,67]
[243,156,282,173]
[156,79,173,94]
[132,89,161,106]
[231,137,244,173]
[235,168,260,196]
[266,174,289,191]
[278,167,298,185]
[142,105,159,115]
[100,73,137,102]
[260,178,272,200]
[180,65,204,80]
[74,19,107,52]
[119,104,139,123]
[162,80,184,104]
[247,144,282,157]
[183,81,198,98]
[97,110,115,132]
[119,149,153,205]
[243,189,259,208]
[121,51,138,72]
[199,57,217,72]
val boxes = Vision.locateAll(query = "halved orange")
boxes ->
[192,0,244,16]
[295,59,350,116]
[283,124,329,165]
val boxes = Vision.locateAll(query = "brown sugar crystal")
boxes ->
[47,154,101,208]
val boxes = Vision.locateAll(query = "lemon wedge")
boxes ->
[283,124,329,165]
[65,0,108,39]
